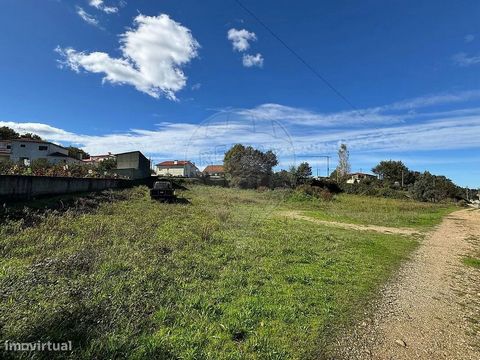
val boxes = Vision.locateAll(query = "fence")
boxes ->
[0,175,132,201]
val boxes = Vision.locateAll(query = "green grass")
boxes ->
[0,186,451,359]
[294,193,455,229]
[462,256,480,268]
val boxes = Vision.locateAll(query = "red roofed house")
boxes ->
[203,165,225,178]
[155,160,200,178]
[82,152,115,166]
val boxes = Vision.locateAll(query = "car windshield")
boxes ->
[154,181,172,190]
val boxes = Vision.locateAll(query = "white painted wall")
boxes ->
[0,140,78,165]
[155,163,200,177]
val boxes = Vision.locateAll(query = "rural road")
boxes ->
[335,209,480,359]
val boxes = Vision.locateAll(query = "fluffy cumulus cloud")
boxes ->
[452,52,480,67]
[76,6,99,26]
[56,14,200,100]
[89,0,118,14]
[227,28,257,52]
[242,53,264,68]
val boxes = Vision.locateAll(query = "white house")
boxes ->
[155,160,200,177]
[346,172,376,184]
[0,139,80,165]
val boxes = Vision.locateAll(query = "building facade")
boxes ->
[155,160,200,178]
[114,151,151,180]
[203,165,225,178]
[0,139,80,165]
[346,172,377,184]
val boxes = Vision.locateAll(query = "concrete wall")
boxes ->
[0,175,131,201]
[116,151,151,180]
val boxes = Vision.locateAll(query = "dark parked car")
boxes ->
[150,181,177,202]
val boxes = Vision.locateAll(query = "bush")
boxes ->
[294,184,334,201]
[308,178,342,193]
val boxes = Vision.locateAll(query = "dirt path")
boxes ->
[334,209,480,359]
[280,210,421,236]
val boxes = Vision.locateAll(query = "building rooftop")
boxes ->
[203,165,225,173]
[156,160,194,167]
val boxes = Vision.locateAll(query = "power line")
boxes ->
[233,0,358,111]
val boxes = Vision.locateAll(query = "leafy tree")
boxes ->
[224,144,278,189]
[67,146,90,160]
[410,172,462,202]
[0,126,20,140]
[20,133,42,140]
[272,169,295,188]
[335,144,351,179]
[372,160,414,186]
[97,157,117,172]
[296,162,312,179]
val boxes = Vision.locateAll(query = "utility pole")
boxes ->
[298,155,331,178]
[401,170,404,188]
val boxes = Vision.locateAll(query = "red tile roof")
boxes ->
[203,165,224,174]
[157,160,192,167]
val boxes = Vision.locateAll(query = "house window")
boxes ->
[20,144,26,148]
[39,145,48,151]
[6,145,11,149]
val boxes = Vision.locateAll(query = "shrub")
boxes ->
[308,178,342,193]
[294,184,334,201]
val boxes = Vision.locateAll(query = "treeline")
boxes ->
[222,143,474,203]
[342,160,466,203]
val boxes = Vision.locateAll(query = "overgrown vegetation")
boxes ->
[295,193,455,229]
[0,159,120,179]
[0,186,452,359]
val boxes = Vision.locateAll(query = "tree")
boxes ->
[296,162,312,179]
[20,133,42,140]
[97,157,117,172]
[336,143,351,178]
[0,126,20,140]
[410,171,462,202]
[272,169,295,188]
[224,144,278,189]
[372,160,413,186]
[67,146,90,160]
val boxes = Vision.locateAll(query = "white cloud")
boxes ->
[191,83,201,91]
[464,34,475,43]
[76,6,99,26]
[56,14,200,100]
[452,52,480,67]
[89,0,118,14]
[3,90,480,163]
[242,53,264,68]
[227,28,257,52]
[238,90,480,127]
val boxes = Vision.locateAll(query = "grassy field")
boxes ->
[0,186,454,359]
[292,193,454,229]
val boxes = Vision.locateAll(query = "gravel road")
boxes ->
[334,209,480,359]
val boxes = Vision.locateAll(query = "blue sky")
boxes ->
[0,0,479,187]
